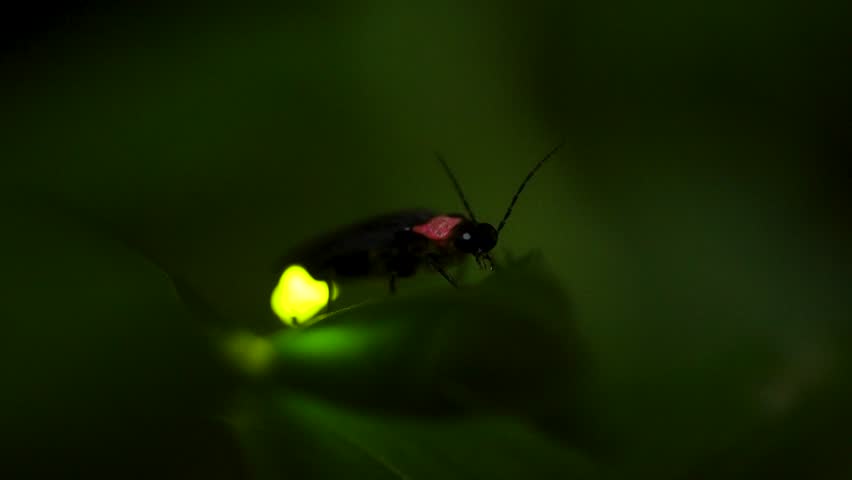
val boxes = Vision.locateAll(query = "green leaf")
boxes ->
[222,257,602,477]
[244,257,592,433]
[233,392,599,480]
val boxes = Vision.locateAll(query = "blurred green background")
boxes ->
[2,2,850,478]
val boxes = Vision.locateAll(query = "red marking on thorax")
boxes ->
[412,216,463,241]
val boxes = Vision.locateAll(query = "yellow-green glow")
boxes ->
[223,331,275,375]
[277,327,370,357]
[271,264,339,327]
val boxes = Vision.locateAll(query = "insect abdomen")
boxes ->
[317,229,430,280]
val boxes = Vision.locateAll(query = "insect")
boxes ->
[270,142,564,327]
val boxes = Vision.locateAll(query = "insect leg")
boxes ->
[427,255,458,288]
[483,253,497,271]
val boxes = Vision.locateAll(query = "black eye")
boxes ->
[454,223,498,254]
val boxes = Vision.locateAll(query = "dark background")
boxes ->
[2,2,850,478]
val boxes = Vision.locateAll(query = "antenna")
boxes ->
[435,152,478,222]
[496,140,565,233]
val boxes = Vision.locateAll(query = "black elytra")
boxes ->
[274,141,564,294]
